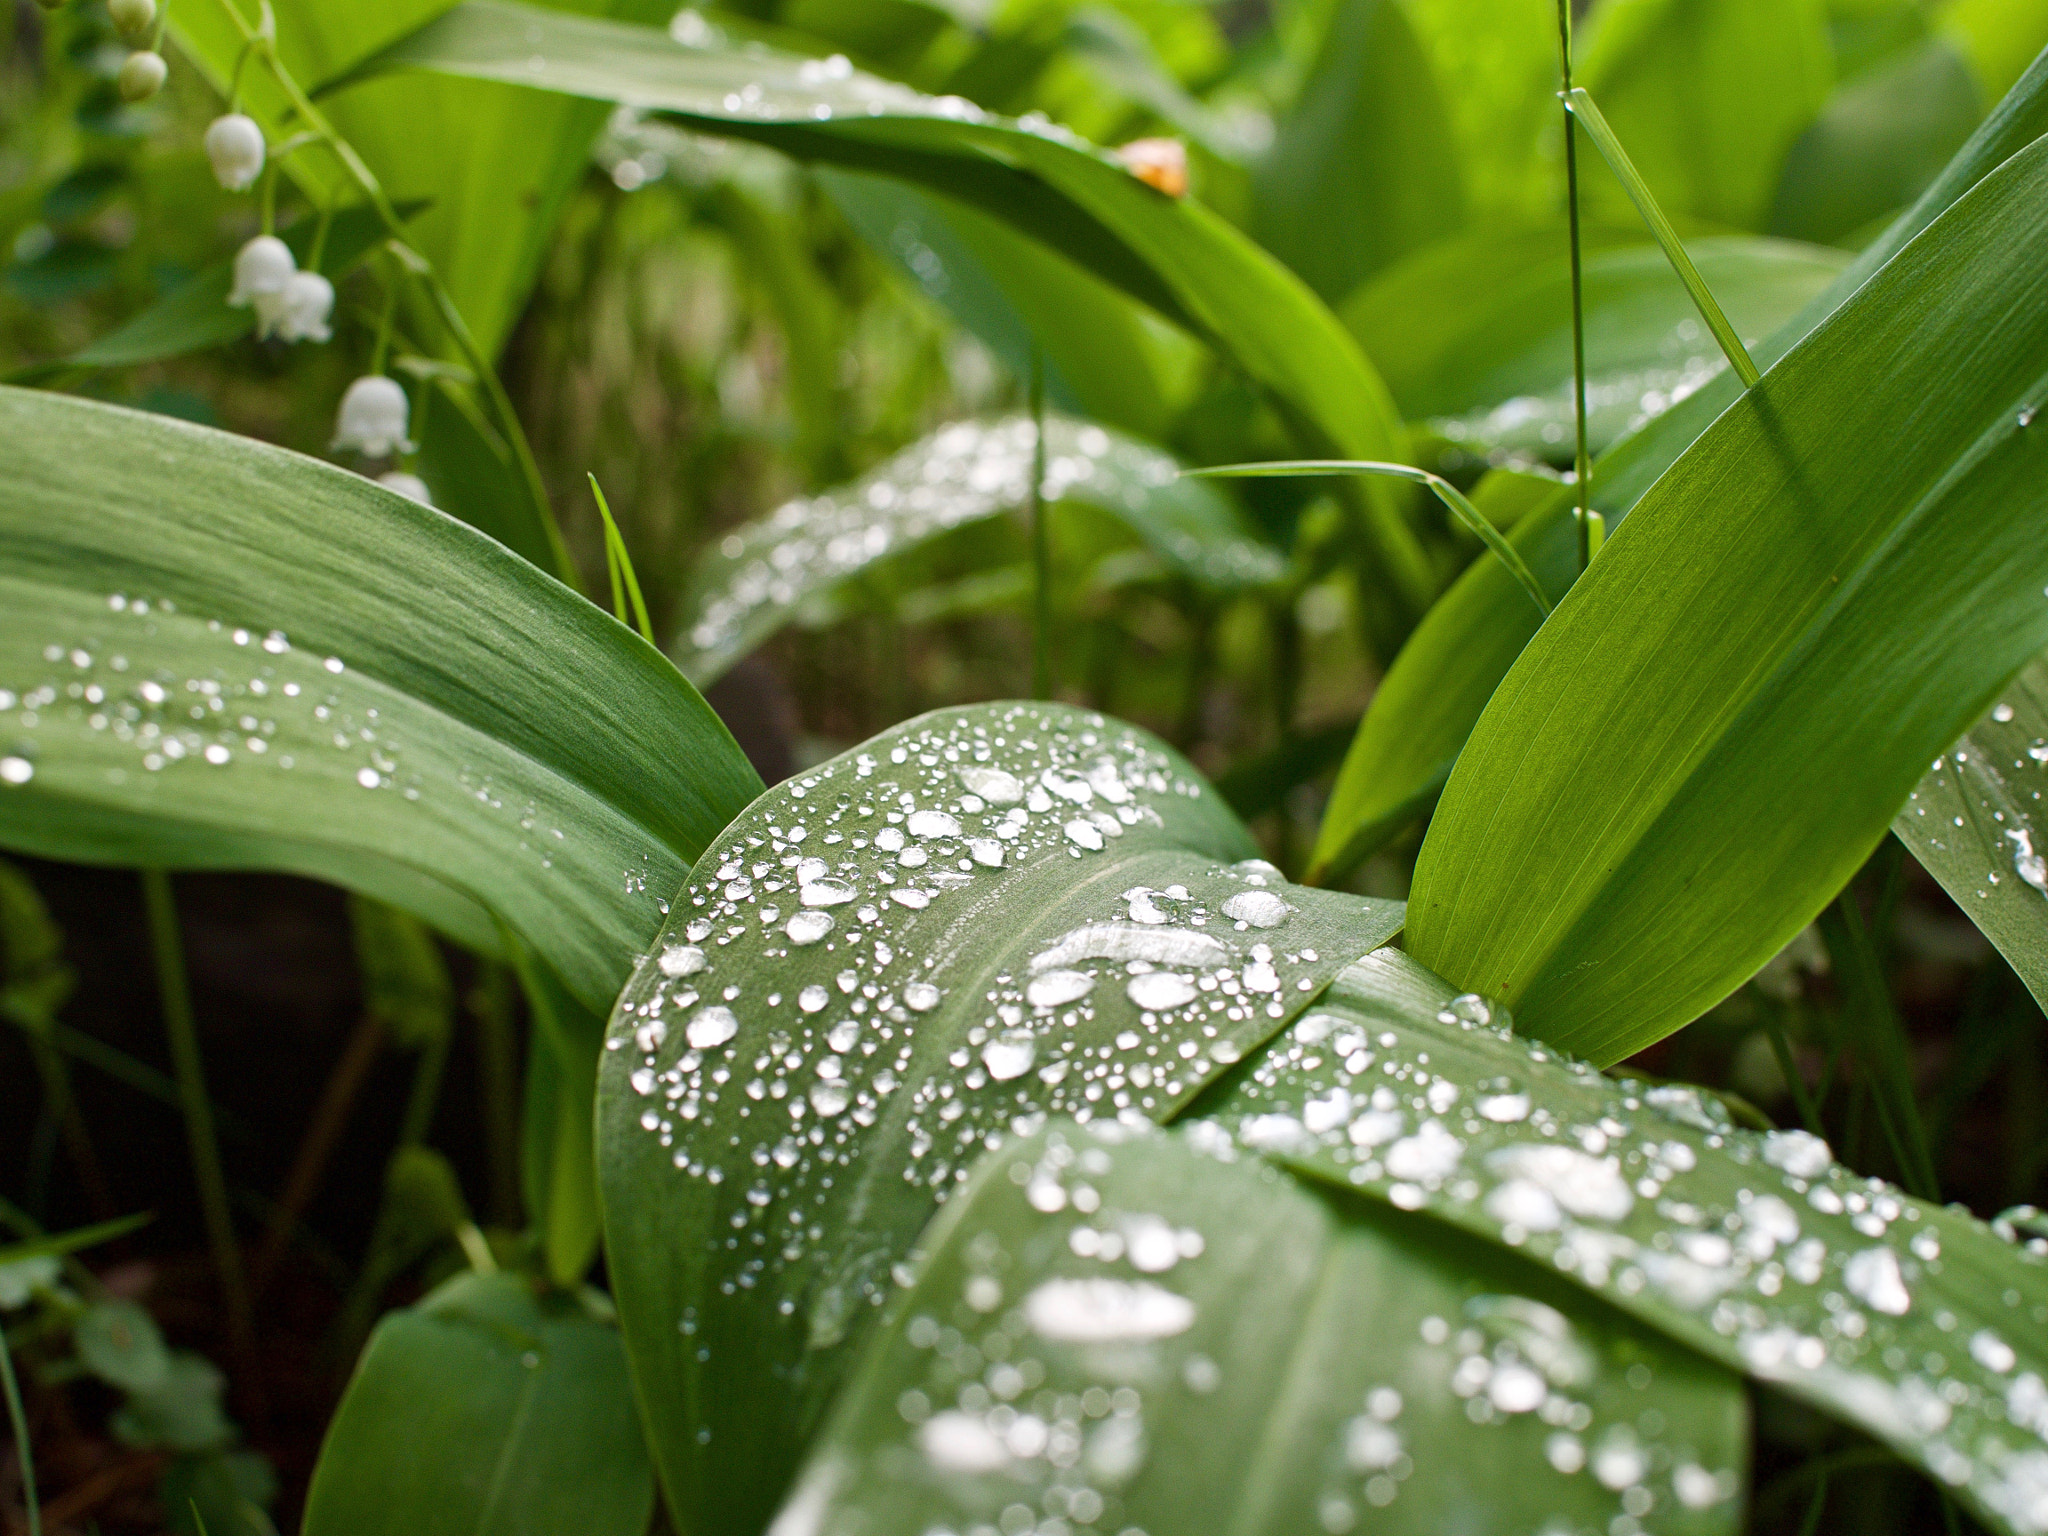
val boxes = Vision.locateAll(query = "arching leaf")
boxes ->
[1193,948,2048,1536]
[774,1117,1746,1536]
[0,387,760,1014]
[596,701,1404,1533]
[671,415,1282,686]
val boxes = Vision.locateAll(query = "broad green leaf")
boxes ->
[596,701,1404,1533]
[407,373,574,581]
[1309,48,2048,888]
[303,1271,653,1536]
[1061,7,1271,164]
[1194,947,2048,1536]
[331,0,1412,471]
[1401,0,1559,224]
[514,942,611,1284]
[671,415,1283,685]
[1897,649,2048,1010]
[1251,0,1465,303]
[16,203,409,378]
[0,387,760,1014]
[775,1118,1746,1536]
[821,169,1188,442]
[349,895,454,1048]
[1348,235,1847,457]
[173,0,672,361]
[1406,134,2048,1061]
[1576,0,1834,232]
[1768,38,1981,246]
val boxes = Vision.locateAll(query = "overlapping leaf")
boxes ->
[1192,948,2048,1536]
[775,1117,1745,1536]
[1897,648,2048,1009]
[303,1272,653,1536]
[0,387,759,1013]
[596,701,1403,1533]
[671,414,1282,685]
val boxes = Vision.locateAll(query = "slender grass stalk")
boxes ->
[140,871,259,1379]
[1562,88,1761,389]
[589,476,654,643]
[1758,1000,1823,1136]
[205,0,580,590]
[1818,894,1940,1198]
[1191,461,1552,618]
[252,1013,384,1294]
[0,1323,39,1536]
[1795,1474,1829,1536]
[469,963,522,1229]
[1029,350,1051,700]
[1557,0,1591,570]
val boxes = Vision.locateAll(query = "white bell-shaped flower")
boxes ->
[227,235,295,307]
[204,114,267,191]
[108,0,155,37]
[332,376,415,456]
[377,471,432,505]
[256,270,334,343]
[118,50,168,102]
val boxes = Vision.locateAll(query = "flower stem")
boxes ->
[0,1324,39,1536]
[1557,0,1591,571]
[1029,349,1051,700]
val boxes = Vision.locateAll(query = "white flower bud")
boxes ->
[377,471,433,506]
[333,376,415,457]
[109,0,156,38]
[227,235,295,307]
[117,50,168,102]
[255,270,334,343]
[204,114,267,192]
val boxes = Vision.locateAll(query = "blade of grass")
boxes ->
[1557,0,1591,570]
[0,1323,38,1536]
[1817,893,1940,1199]
[140,871,259,1391]
[1030,350,1051,701]
[1563,87,1761,389]
[1758,998,1824,1136]
[0,1213,151,1268]
[1192,461,1552,619]
[588,476,654,645]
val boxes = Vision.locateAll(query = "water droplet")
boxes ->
[1023,1277,1194,1341]
[800,876,857,907]
[1761,1128,1833,1179]
[809,1080,850,1115]
[0,757,32,786]
[904,982,941,1011]
[1126,972,1197,1010]
[1843,1245,1911,1315]
[659,944,707,978]
[798,984,829,1013]
[957,766,1022,803]
[1027,970,1095,1008]
[982,1031,1036,1080]
[1064,819,1105,850]
[686,1006,739,1050]
[1222,890,1288,928]
[786,910,834,945]
[905,809,960,839]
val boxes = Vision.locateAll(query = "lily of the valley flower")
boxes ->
[376,471,432,505]
[204,114,267,192]
[333,376,415,457]
[109,0,155,37]
[228,235,296,307]
[117,51,167,103]
[257,270,334,343]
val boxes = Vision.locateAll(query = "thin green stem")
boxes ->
[1760,999,1824,1136]
[368,271,396,376]
[1563,87,1761,390]
[305,195,333,273]
[0,1322,39,1536]
[1795,1473,1829,1536]
[1029,350,1051,700]
[140,871,258,1378]
[1557,0,1591,570]
[1818,893,1940,1198]
[589,475,654,643]
[1192,461,1552,619]
[205,0,579,591]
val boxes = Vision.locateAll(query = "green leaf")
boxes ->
[0,387,760,1014]
[1897,647,2048,1010]
[172,0,672,362]
[0,1212,151,1270]
[76,1298,173,1392]
[303,1272,654,1536]
[671,415,1282,685]
[1401,0,1560,225]
[821,169,1188,442]
[775,1117,1746,1536]
[409,372,573,580]
[1192,947,2048,1536]
[1768,38,1982,246]
[1251,0,1465,303]
[349,895,454,1050]
[1306,47,2048,884]
[596,701,1404,1533]
[1576,0,1835,232]
[328,0,1412,470]
[1406,133,2048,1061]
[513,942,610,1285]
[1375,235,1845,457]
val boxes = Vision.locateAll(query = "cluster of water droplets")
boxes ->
[1200,950,2048,1532]
[1434,351,1726,462]
[678,417,1276,680]
[1902,684,2048,904]
[0,593,413,796]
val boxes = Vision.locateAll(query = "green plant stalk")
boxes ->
[589,475,654,644]
[140,870,258,1374]
[1192,461,1552,619]
[205,0,580,591]
[396,1015,452,1150]
[0,1323,38,1536]
[1817,894,1940,1199]
[1557,0,1591,570]
[468,962,522,1228]
[1562,88,1761,390]
[1758,999,1823,1136]
[1030,350,1051,700]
